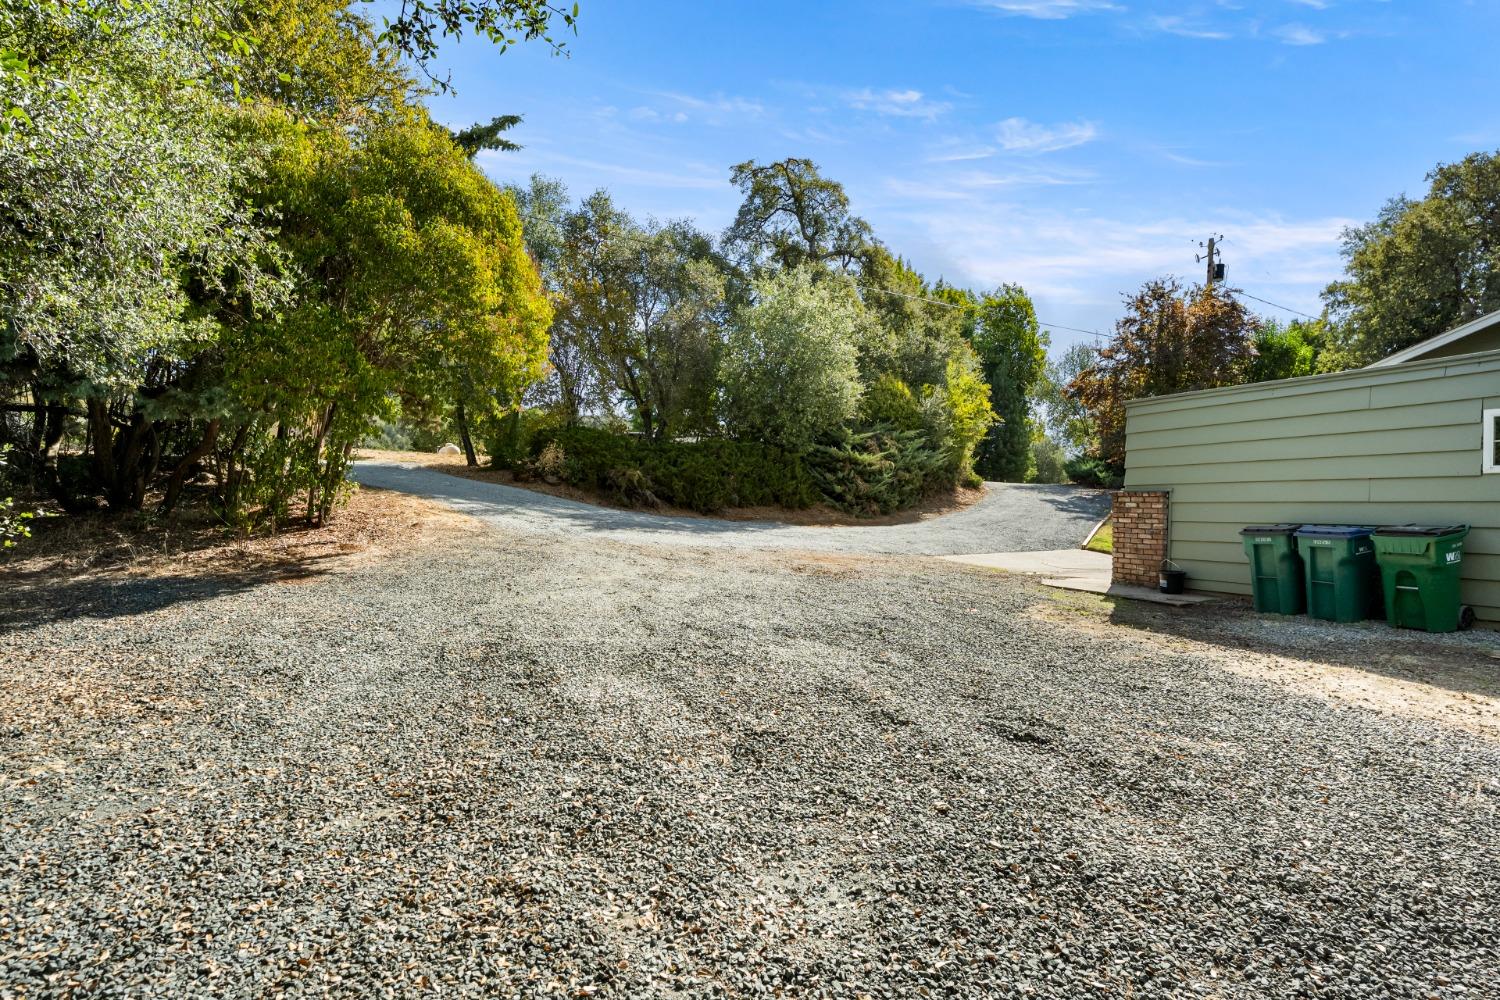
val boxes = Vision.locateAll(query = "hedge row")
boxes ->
[519,427,818,514]
[511,424,962,517]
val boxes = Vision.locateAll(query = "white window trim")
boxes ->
[1485,408,1500,474]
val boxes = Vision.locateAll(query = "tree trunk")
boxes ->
[162,418,220,515]
[303,402,337,526]
[455,399,478,467]
[222,421,252,526]
[113,411,155,510]
[86,396,116,499]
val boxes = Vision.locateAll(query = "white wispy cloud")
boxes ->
[1275,23,1327,45]
[926,144,999,163]
[965,0,1121,19]
[844,87,952,119]
[622,91,765,126]
[484,149,726,191]
[892,205,1351,306]
[1151,15,1232,40]
[996,117,1099,153]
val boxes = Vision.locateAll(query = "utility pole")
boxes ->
[1196,235,1225,288]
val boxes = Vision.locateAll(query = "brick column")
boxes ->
[1111,491,1169,588]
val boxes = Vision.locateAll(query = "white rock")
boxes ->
[436,443,462,456]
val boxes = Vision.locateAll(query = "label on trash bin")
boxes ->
[1446,548,1463,565]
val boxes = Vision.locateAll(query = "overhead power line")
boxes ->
[1231,290,1321,321]
[853,283,1109,339]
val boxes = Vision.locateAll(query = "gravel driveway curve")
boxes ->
[2,518,1497,998]
[350,460,1111,555]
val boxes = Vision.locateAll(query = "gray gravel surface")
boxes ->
[349,460,1111,555]
[2,522,1498,998]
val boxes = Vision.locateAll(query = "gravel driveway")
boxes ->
[3,511,1496,998]
[350,460,1111,555]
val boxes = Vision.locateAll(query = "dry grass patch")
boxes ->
[1,486,482,585]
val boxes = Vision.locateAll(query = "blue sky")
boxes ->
[412,0,1500,353]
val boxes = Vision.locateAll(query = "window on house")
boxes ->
[1485,409,1500,474]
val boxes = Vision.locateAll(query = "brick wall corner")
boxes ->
[1111,490,1169,588]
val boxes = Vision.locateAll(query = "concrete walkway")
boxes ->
[940,548,1112,577]
[351,460,1112,556]
[942,547,1215,607]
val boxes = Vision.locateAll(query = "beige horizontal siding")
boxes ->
[1125,350,1500,622]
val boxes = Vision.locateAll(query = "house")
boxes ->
[1112,308,1500,623]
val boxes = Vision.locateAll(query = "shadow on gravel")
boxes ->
[0,561,337,633]
[1027,487,1112,520]
[1105,596,1500,701]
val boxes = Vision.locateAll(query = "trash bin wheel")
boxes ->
[1458,605,1476,632]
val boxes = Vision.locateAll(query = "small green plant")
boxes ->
[1064,455,1123,489]
[805,427,949,516]
[0,446,37,549]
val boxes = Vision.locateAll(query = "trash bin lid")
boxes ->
[1373,523,1469,537]
[1293,525,1374,538]
[1240,523,1301,536]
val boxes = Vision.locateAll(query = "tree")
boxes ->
[507,174,601,422]
[1323,151,1500,367]
[1028,432,1067,485]
[0,0,283,508]
[452,114,523,155]
[1249,319,1326,383]
[0,445,35,547]
[1,0,563,522]
[223,108,551,522]
[372,0,578,87]
[555,193,725,439]
[856,248,967,390]
[724,158,875,276]
[236,0,412,122]
[1031,342,1098,456]
[720,268,864,453]
[938,346,998,484]
[1072,280,1258,469]
[967,285,1047,482]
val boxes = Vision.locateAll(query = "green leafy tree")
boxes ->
[1072,280,1258,470]
[966,285,1047,482]
[724,158,875,277]
[856,247,967,390]
[0,0,284,508]
[371,0,578,88]
[237,0,411,121]
[1249,319,1326,383]
[720,268,864,453]
[555,192,725,439]
[1028,432,1067,485]
[452,113,523,155]
[1031,342,1098,456]
[215,106,550,524]
[1323,150,1500,367]
[506,174,600,421]
[0,445,36,547]
[937,346,998,484]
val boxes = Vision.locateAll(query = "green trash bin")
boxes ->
[1294,525,1379,623]
[1372,525,1474,633]
[1240,524,1305,614]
